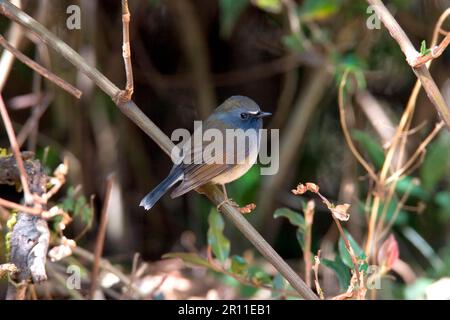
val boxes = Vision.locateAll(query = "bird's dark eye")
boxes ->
[240,112,249,120]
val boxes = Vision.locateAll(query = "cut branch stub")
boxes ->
[1,154,50,299]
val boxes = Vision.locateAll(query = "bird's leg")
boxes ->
[216,184,238,211]
[221,184,228,199]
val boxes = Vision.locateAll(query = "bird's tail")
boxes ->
[140,170,182,211]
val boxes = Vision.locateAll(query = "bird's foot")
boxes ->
[216,198,238,212]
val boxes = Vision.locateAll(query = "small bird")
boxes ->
[140,95,271,211]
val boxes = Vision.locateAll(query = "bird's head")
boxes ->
[212,96,271,128]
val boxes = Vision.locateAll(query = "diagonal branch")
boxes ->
[367,0,450,130]
[0,0,317,300]
[0,35,82,98]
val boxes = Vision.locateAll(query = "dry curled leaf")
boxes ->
[48,237,76,262]
[378,234,399,270]
[41,206,72,230]
[53,161,68,177]
[239,203,256,214]
[292,183,307,195]
[329,203,350,221]
[304,200,315,225]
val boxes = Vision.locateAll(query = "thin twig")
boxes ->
[0,35,82,99]
[205,246,301,298]
[89,176,114,299]
[0,95,32,204]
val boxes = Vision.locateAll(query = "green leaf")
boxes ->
[321,256,351,290]
[273,208,306,230]
[419,40,431,56]
[62,197,75,212]
[219,0,249,38]
[230,255,248,275]
[420,133,450,191]
[162,252,213,270]
[207,209,230,263]
[338,230,364,269]
[74,196,87,216]
[252,0,282,13]
[299,0,340,21]
[396,176,428,201]
[351,130,384,169]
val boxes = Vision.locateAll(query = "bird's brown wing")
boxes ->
[170,162,231,198]
[170,122,250,198]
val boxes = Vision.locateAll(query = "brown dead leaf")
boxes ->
[329,203,351,221]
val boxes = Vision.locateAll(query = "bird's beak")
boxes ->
[256,111,272,118]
